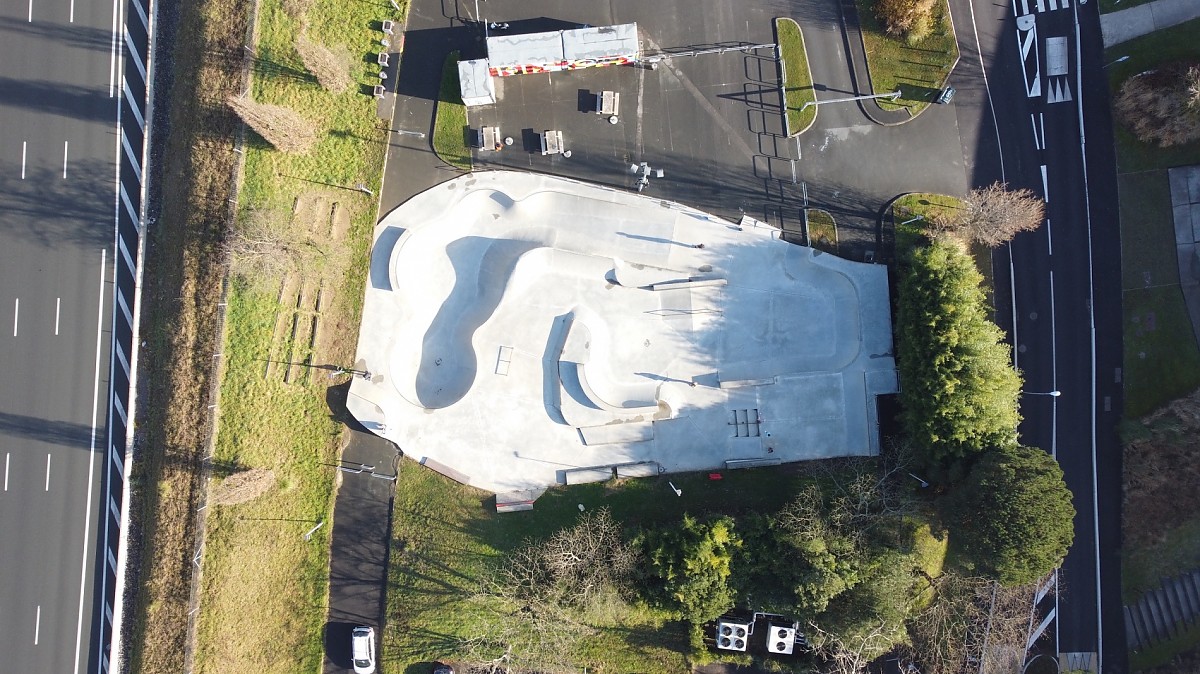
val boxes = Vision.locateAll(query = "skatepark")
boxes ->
[347,171,898,497]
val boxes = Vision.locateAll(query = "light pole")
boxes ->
[1104,55,1130,68]
[668,481,682,497]
[1025,390,1061,397]
[799,89,901,113]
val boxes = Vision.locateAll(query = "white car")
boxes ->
[351,626,376,674]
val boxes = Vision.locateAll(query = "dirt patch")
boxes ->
[1123,387,1200,548]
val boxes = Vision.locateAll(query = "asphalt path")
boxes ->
[0,0,119,670]
[963,0,1125,668]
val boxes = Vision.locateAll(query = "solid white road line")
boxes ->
[1047,218,1054,256]
[27,0,32,22]
[34,606,41,645]
[4,453,9,491]
[109,0,119,97]
[45,454,51,491]
[1041,164,1049,202]
[63,141,69,179]
[73,250,105,674]
[56,297,61,335]
[14,298,19,336]
[70,0,73,21]
[1049,270,1058,458]
[21,141,27,179]
[1040,113,1046,150]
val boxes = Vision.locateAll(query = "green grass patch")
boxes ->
[855,0,959,113]
[1119,170,1180,291]
[194,0,402,670]
[1123,516,1200,604]
[909,517,949,608]
[806,208,838,253]
[776,18,817,135]
[1123,285,1200,417]
[891,192,960,251]
[434,51,471,171]
[1106,17,1200,174]
[1130,621,1200,670]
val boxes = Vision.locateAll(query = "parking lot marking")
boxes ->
[34,606,41,645]
[56,297,60,335]
[14,298,19,336]
[21,141,26,179]
[63,141,68,178]
[45,454,51,491]
[4,453,9,491]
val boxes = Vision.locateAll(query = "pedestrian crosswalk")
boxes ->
[1016,0,1071,15]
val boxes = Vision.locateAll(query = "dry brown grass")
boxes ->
[1115,61,1200,148]
[295,34,353,93]
[125,0,246,671]
[208,468,276,505]
[1123,388,1200,548]
[227,96,321,153]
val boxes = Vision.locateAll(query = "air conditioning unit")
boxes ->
[715,619,751,651]
[766,623,797,655]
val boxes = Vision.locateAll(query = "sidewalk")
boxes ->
[1101,0,1200,48]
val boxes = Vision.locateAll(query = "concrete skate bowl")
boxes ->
[555,309,667,426]
[718,248,864,381]
[389,235,539,409]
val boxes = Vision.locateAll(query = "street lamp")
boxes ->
[1104,55,1130,68]
[1025,390,1061,397]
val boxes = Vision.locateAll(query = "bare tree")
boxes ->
[809,620,898,674]
[939,182,1045,248]
[224,207,330,285]
[227,95,320,153]
[295,34,353,93]
[1115,61,1200,148]
[462,509,639,672]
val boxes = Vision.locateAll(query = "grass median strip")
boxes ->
[855,0,958,113]
[434,51,472,171]
[776,18,816,135]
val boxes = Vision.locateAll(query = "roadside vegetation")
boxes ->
[776,18,817,135]
[1106,18,1200,670]
[434,51,472,171]
[858,0,958,112]
[128,0,404,671]
[806,208,838,253]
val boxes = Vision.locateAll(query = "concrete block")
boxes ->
[615,462,661,478]
[565,467,613,484]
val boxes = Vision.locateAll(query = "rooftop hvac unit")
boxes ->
[715,620,751,651]
[766,623,797,655]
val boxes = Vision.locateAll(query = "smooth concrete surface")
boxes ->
[1101,0,1200,47]
[348,171,897,494]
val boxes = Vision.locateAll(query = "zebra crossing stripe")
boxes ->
[123,30,147,83]
[111,443,124,477]
[107,547,117,572]
[123,79,145,130]
[109,496,120,522]
[130,0,148,31]
[1035,0,1045,12]
[117,228,137,275]
[119,185,139,227]
[117,288,133,325]
[113,394,128,427]
[115,340,131,377]
[120,130,142,184]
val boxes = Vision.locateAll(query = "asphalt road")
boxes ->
[964,0,1126,668]
[0,0,120,670]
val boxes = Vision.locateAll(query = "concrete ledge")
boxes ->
[718,376,776,389]
[579,423,654,445]
[725,457,782,469]
[496,488,543,512]
[564,467,613,484]
[420,457,470,484]
[615,461,662,478]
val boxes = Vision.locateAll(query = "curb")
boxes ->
[775,17,819,137]
[839,0,961,126]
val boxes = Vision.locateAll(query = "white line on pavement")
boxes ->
[14,298,19,336]
[45,454,51,491]
[4,453,9,491]
[63,141,69,178]
[1030,114,1041,150]
[1049,270,1058,459]
[27,0,32,22]
[34,606,41,645]
[1040,113,1046,150]
[56,297,61,335]
[73,249,105,674]
[1041,164,1049,202]
[21,141,27,179]
[70,0,73,21]
[1047,218,1053,256]
[108,0,119,96]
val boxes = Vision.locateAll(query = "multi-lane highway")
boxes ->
[958,0,1125,668]
[0,0,144,668]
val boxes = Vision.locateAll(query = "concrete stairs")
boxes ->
[1124,570,1200,651]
